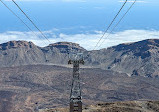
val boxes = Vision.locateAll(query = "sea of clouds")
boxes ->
[0,29,159,50]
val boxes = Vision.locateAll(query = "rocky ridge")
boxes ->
[0,39,159,77]
[85,39,159,78]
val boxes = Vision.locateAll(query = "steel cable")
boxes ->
[12,0,52,44]
[93,0,128,50]
[97,0,137,49]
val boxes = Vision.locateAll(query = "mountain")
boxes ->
[0,65,159,112]
[0,39,159,77]
[0,41,85,67]
[1,39,159,111]
[85,39,159,78]
[42,42,86,64]
[0,41,45,67]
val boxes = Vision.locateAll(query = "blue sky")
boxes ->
[0,0,159,50]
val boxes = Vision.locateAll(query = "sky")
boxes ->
[0,0,159,50]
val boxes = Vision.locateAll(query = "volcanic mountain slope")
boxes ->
[0,91,15,112]
[1,65,159,111]
[45,101,159,112]
[0,39,159,77]
[0,41,45,67]
[42,42,86,64]
[0,41,85,67]
[85,39,159,77]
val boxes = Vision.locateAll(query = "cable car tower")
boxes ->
[68,53,84,112]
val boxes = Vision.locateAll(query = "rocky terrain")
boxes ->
[0,41,85,67]
[0,39,159,77]
[0,65,159,111]
[45,101,159,112]
[0,39,159,111]
[85,39,159,78]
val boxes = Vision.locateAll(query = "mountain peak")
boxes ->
[113,39,159,52]
[48,41,86,51]
[0,41,35,50]
[145,39,159,47]
[49,41,80,47]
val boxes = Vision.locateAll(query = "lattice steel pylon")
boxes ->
[68,53,84,112]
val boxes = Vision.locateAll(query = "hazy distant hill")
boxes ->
[0,39,159,77]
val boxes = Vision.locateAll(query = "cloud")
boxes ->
[0,30,159,50]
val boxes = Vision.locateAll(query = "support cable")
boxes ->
[12,0,51,44]
[97,0,137,49]
[0,0,47,45]
[93,0,127,50]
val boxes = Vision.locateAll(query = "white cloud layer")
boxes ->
[0,30,159,50]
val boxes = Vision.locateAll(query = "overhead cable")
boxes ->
[12,0,51,44]
[93,0,128,50]
[97,0,137,49]
[0,0,47,45]
[0,1,36,38]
